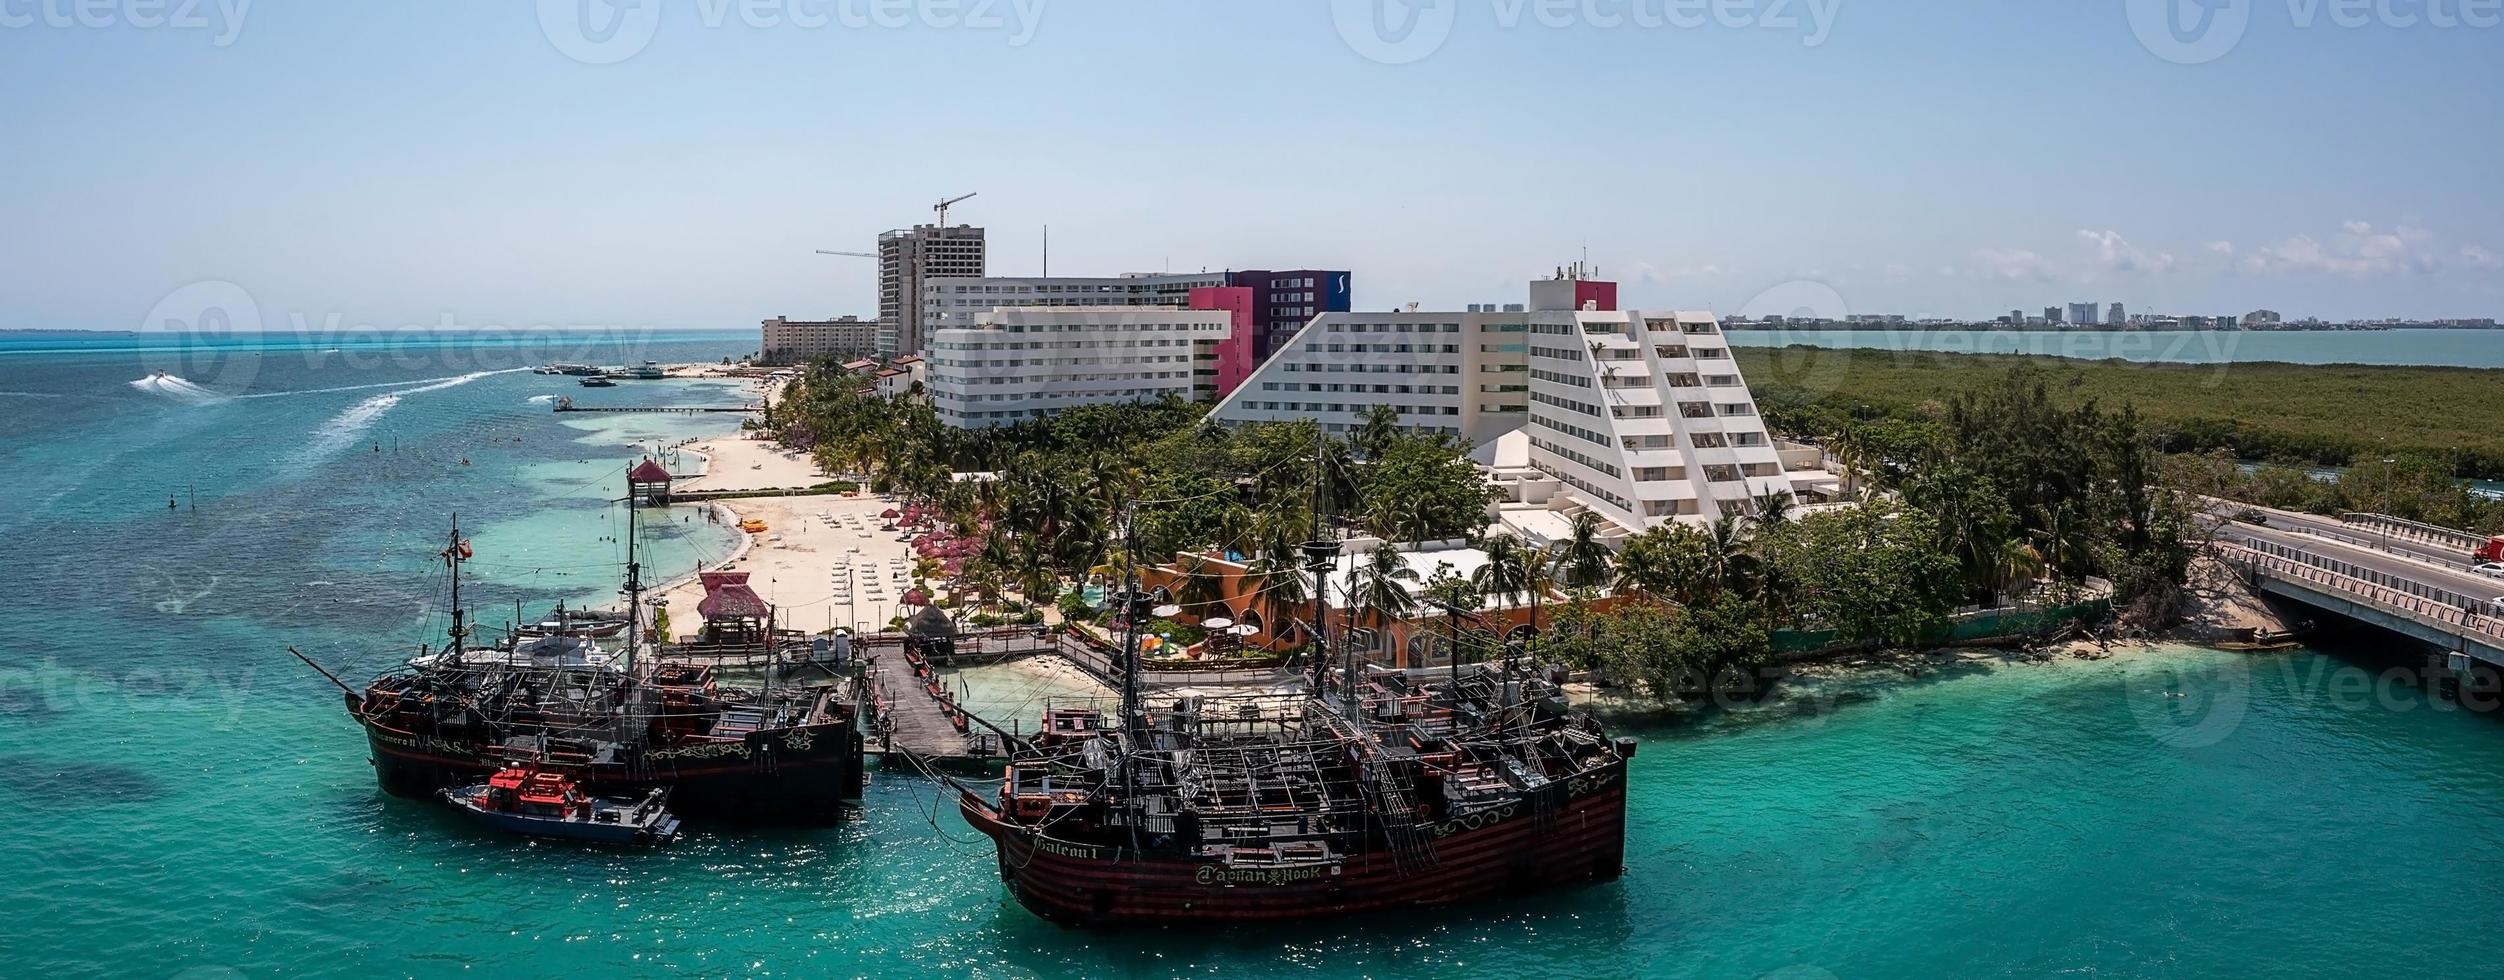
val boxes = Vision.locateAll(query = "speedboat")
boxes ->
[442,767,681,845]
[580,377,618,388]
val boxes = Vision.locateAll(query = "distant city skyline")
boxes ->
[3,4,2499,332]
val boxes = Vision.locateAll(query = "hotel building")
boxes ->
[923,269,1348,358]
[877,224,987,357]
[1210,272,1796,535]
[760,315,881,364]
[925,307,1234,428]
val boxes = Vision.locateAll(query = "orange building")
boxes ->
[1137,543,1624,670]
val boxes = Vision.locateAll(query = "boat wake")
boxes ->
[301,368,524,458]
[526,394,555,404]
[128,373,227,404]
[239,375,499,400]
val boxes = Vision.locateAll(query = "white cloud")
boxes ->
[2242,222,2446,278]
[2205,240,2236,256]
[2461,245,2502,270]
[1970,247,2061,282]
[2076,229,2176,275]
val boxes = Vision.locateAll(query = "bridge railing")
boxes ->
[2230,535,2491,609]
[2218,543,2504,645]
[2339,512,2488,554]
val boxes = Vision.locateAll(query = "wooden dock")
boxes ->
[861,636,1007,767]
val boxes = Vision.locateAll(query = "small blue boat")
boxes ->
[442,767,682,846]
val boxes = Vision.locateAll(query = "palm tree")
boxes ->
[1825,424,1870,499]
[1348,542,1419,655]
[1242,549,1310,643]
[1355,403,1402,460]
[1752,486,1794,536]
[1237,512,1312,638]
[1317,437,1361,518]
[1699,513,1759,600]
[2032,499,2093,590]
[1611,532,1674,599]
[1521,545,1559,651]
[1554,512,1614,591]
[1472,534,1532,610]
[1363,496,1408,544]
[1992,538,2045,608]
[1172,554,1227,618]
[1210,501,1255,559]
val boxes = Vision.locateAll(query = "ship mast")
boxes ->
[1301,423,1342,701]
[446,514,468,656]
[1112,499,1148,809]
[1115,500,1145,739]
[622,480,643,672]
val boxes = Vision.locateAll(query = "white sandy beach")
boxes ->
[654,491,924,638]
[622,372,822,494]
[673,433,826,492]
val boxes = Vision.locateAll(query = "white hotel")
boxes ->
[1211,274,1799,536]
[923,275,1213,331]
[919,271,1815,536]
[925,308,1233,428]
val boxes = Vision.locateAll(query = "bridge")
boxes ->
[2216,507,2504,673]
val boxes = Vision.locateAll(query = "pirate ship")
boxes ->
[958,510,1634,925]
[341,468,871,823]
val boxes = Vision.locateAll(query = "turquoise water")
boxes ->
[11,337,2504,977]
[1728,327,2504,368]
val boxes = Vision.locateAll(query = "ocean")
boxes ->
[1726,327,2504,368]
[7,333,2504,978]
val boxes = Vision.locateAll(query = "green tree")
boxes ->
[1554,512,1615,590]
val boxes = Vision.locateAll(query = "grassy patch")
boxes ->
[1736,346,2504,478]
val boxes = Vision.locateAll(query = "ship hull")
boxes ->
[961,762,1628,926]
[358,716,866,823]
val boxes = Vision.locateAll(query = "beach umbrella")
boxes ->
[902,588,931,606]
[881,508,900,519]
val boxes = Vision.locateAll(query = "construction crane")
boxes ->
[814,249,874,258]
[933,192,977,225]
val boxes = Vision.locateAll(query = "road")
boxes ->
[2239,507,2472,571]
[2218,504,2504,605]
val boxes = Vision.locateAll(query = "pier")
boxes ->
[856,634,1006,767]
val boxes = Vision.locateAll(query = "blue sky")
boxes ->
[2,0,2499,331]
